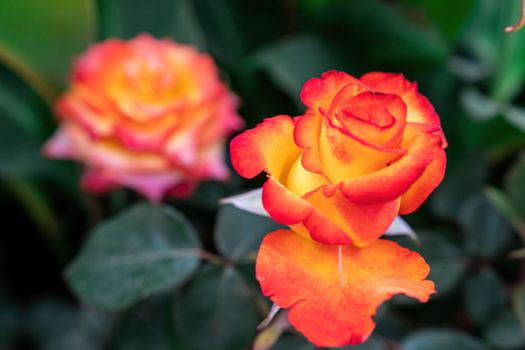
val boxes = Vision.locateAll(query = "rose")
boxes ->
[231,70,446,247]
[229,70,443,346]
[44,34,243,201]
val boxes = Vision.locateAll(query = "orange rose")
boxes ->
[230,70,445,346]
[44,34,243,201]
[231,70,446,247]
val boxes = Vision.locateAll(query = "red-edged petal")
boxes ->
[303,186,400,247]
[294,111,323,173]
[301,70,368,111]
[256,230,435,347]
[319,116,405,183]
[399,146,446,214]
[262,178,352,245]
[339,123,444,204]
[338,91,407,147]
[360,72,447,147]
[230,115,301,179]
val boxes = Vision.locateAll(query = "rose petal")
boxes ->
[303,185,400,246]
[220,188,267,217]
[399,145,447,214]
[262,177,353,245]
[360,72,447,146]
[256,230,435,347]
[301,70,367,111]
[230,115,301,180]
[339,123,444,204]
[319,116,405,183]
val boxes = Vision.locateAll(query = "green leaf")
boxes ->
[214,204,284,263]
[505,154,525,219]
[462,0,525,101]
[512,282,525,329]
[303,0,447,70]
[97,0,207,50]
[403,329,489,350]
[485,187,525,236]
[28,299,110,350]
[252,34,347,107]
[269,334,316,350]
[430,155,489,220]
[174,265,259,350]
[484,310,525,349]
[0,0,96,99]
[402,0,475,39]
[392,231,466,298]
[463,268,507,327]
[459,192,513,258]
[66,203,201,311]
[0,112,43,175]
[113,297,175,350]
[460,86,500,121]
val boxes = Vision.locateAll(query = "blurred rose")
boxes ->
[44,34,243,201]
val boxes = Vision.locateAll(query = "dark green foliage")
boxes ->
[2,0,525,349]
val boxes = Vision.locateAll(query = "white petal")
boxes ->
[220,188,269,217]
[385,216,419,244]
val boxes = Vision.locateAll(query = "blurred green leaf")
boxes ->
[0,114,43,175]
[98,0,207,50]
[28,299,111,350]
[505,154,525,219]
[484,310,525,349]
[513,282,525,329]
[403,329,489,350]
[392,231,466,297]
[485,187,525,237]
[66,203,201,311]
[0,0,96,99]
[0,70,50,141]
[431,155,488,220]
[214,204,283,263]
[463,268,507,327]
[252,34,347,107]
[193,0,245,65]
[459,192,513,258]
[269,334,316,350]
[175,265,258,350]
[402,0,475,39]
[304,0,447,69]
[502,105,525,133]
[462,0,525,101]
[460,86,500,121]
[113,297,174,350]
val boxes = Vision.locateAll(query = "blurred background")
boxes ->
[2,0,525,349]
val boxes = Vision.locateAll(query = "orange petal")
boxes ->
[304,186,400,246]
[339,123,444,204]
[360,72,447,147]
[338,91,407,148]
[294,111,323,173]
[256,230,435,347]
[230,115,301,180]
[300,70,368,112]
[399,146,446,214]
[262,178,353,245]
[319,116,405,183]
